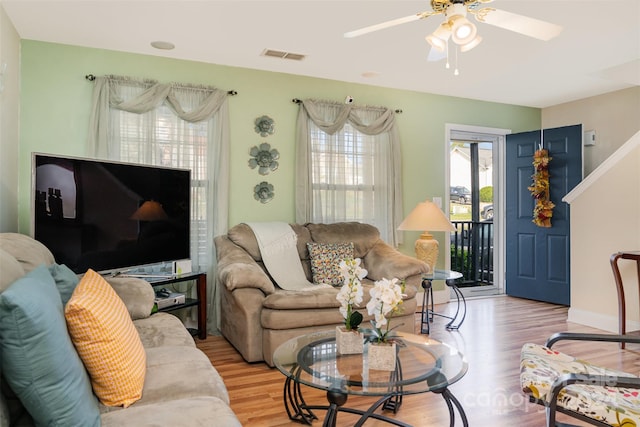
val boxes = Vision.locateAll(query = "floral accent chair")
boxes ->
[521,332,640,427]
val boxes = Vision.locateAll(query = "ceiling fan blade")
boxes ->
[473,7,563,41]
[344,11,437,38]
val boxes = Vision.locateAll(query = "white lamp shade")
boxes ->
[451,16,477,45]
[425,22,451,52]
[460,35,482,52]
[426,34,447,52]
[397,200,455,232]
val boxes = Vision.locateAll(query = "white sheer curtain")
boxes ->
[295,99,403,245]
[88,75,230,334]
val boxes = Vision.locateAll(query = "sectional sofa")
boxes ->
[0,233,240,427]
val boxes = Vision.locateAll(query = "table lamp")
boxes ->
[398,200,455,273]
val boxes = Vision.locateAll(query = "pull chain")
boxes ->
[454,47,460,76]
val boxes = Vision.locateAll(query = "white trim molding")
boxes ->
[568,307,640,333]
[563,130,640,204]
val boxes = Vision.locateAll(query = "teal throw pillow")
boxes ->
[48,262,80,305]
[0,265,100,427]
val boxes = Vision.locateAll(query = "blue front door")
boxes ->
[505,125,582,305]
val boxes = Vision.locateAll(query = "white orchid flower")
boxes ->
[366,277,406,342]
[336,258,367,331]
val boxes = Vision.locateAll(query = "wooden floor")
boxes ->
[196,296,640,426]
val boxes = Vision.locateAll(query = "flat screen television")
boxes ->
[32,153,191,274]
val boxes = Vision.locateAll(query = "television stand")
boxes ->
[142,272,207,339]
[119,273,174,279]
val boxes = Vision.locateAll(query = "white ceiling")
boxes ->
[3,0,639,108]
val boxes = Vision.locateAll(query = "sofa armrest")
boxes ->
[363,240,429,281]
[215,236,276,295]
[105,276,155,320]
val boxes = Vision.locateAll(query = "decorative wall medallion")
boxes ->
[248,143,280,175]
[254,115,275,137]
[254,181,274,204]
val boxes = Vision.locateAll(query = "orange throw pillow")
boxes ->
[65,269,146,407]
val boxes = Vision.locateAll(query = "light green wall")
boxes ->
[0,5,21,232]
[17,40,540,259]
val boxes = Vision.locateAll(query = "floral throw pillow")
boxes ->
[307,242,355,286]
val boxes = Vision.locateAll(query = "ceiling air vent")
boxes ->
[261,49,306,61]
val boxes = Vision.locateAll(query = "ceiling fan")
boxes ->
[344,0,563,68]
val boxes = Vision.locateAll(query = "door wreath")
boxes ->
[528,148,555,227]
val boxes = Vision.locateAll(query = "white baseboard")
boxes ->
[567,307,640,333]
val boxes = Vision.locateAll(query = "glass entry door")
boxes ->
[448,129,501,298]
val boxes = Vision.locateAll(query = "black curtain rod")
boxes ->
[291,98,402,113]
[84,74,238,96]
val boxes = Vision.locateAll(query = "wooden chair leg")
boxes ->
[610,251,640,350]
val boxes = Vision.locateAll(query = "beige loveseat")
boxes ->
[0,233,240,427]
[215,222,429,366]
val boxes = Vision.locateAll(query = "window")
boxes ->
[296,100,402,245]
[309,121,377,224]
[117,94,211,267]
[88,75,231,333]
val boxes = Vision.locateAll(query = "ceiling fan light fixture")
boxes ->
[425,34,446,52]
[425,21,451,52]
[459,35,482,52]
[450,16,477,45]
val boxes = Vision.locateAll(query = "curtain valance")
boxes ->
[299,99,396,135]
[88,75,230,157]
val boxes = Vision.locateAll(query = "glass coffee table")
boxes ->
[273,329,468,427]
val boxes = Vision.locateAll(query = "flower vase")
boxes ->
[336,326,364,355]
[368,342,397,371]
